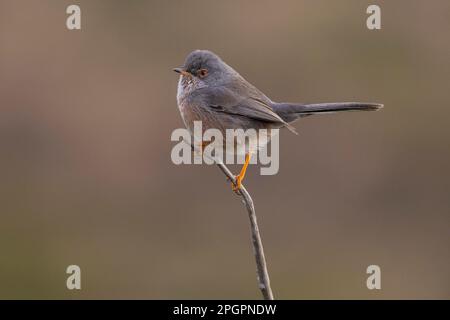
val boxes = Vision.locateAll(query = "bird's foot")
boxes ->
[228,153,251,195]
[231,174,243,194]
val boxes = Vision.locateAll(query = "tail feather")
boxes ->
[272,102,383,123]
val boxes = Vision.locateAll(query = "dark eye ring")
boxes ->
[198,68,208,78]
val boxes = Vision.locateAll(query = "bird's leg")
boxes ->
[194,140,210,155]
[232,153,251,192]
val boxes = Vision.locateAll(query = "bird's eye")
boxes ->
[198,68,208,78]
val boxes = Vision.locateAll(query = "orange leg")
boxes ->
[232,153,251,192]
[195,140,210,154]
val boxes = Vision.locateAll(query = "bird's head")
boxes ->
[174,50,234,91]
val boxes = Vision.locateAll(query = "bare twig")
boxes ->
[216,162,274,300]
[185,139,274,299]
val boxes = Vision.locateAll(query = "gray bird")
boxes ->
[174,50,382,191]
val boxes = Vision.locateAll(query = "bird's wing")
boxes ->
[195,86,289,126]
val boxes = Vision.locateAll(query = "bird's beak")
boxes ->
[173,67,191,77]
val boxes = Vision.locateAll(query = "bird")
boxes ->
[174,50,382,191]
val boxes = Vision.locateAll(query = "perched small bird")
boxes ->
[174,50,382,191]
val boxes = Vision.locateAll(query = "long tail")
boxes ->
[272,102,383,123]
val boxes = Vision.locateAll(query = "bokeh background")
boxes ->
[1,0,449,299]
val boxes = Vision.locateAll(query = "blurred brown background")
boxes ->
[1,0,449,299]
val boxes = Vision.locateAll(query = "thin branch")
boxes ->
[185,138,274,299]
[216,162,274,300]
